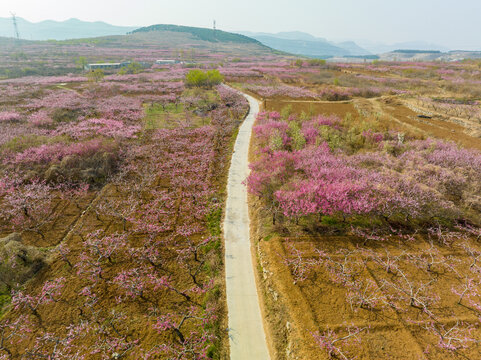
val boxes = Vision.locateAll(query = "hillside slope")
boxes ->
[0,27,283,79]
[132,24,264,45]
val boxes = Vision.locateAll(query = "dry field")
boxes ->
[0,64,249,358]
[243,60,481,360]
[1,39,481,360]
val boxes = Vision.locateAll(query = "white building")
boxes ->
[155,59,180,65]
[84,62,130,71]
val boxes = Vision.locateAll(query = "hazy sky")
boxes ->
[1,0,480,50]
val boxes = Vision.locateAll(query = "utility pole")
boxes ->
[213,20,217,52]
[11,12,20,40]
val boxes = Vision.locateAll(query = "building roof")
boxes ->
[88,63,122,66]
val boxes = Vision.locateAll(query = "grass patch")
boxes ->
[182,88,220,108]
[320,215,339,226]
[143,102,184,130]
[143,102,210,129]
[0,292,11,317]
[204,204,226,360]
[263,234,273,241]
[147,102,185,115]
[206,207,222,237]
[1,134,71,154]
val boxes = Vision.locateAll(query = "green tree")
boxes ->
[11,51,27,60]
[281,105,293,120]
[87,69,105,82]
[185,69,208,87]
[288,122,306,150]
[75,56,87,69]
[308,59,326,66]
[206,69,224,86]
[119,62,143,75]
[185,69,223,88]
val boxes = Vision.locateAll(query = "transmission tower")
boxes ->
[213,19,217,50]
[11,12,20,39]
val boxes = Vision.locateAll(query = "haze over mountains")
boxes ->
[0,17,136,40]
[356,40,451,54]
[239,31,372,57]
[0,17,477,61]
[238,31,457,57]
[237,32,481,61]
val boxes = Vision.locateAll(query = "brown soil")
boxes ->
[250,209,481,360]
[0,94,247,359]
[248,93,481,360]
[374,97,481,151]
[264,99,357,119]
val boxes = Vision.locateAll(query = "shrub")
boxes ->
[185,70,208,87]
[0,111,22,123]
[294,59,304,68]
[0,233,45,292]
[53,118,141,140]
[28,110,53,127]
[51,108,82,123]
[12,139,113,165]
[45,150,118,184]
[75,56,87,69]
[185,69,224,88]
[118,62,143,75]
[247,111,481,226]
[281,105,293,120]
[206,69,224,86]
[308,59,327,66]
[87,69,105,83]
[6,139,119,184]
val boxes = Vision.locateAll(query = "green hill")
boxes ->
[0,26,284,79]
[132,24,263,45]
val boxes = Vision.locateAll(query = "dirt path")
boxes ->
[223,87,270,360]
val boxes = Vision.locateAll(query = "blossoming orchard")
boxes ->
[0,25,481,360]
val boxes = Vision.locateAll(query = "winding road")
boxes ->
[223,88,270,360]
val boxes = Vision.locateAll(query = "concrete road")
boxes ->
[223,88,270,360]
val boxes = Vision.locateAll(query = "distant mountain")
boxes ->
[336,41,372,56]
[268,31,323,42]
[379,49,481,62]
[238,31,371,57]
[356,40,451,54]
[248,35,348,57]
[0,17,137,40]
